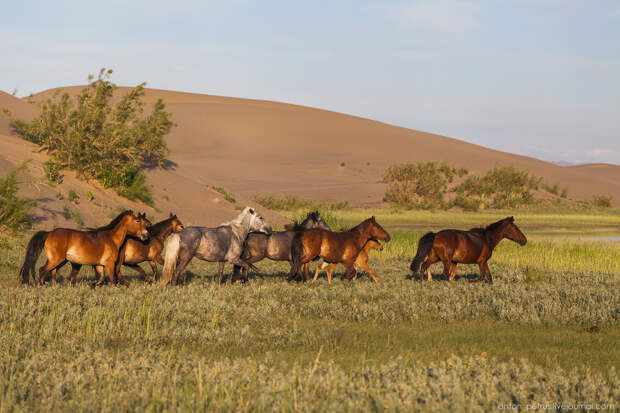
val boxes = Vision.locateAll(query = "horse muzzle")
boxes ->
[383,234,391,243]
[140,231,149,241]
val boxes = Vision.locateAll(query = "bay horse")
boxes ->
[117,213,184,282]
[228,211,331,282]
[409,216,527,283]
[19,210,150,286]
[160,207,272,286]
[288,216,390,283]
[312,238,383,283]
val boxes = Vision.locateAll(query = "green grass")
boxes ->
[1,209,619,411]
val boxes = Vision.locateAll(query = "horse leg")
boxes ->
[313,261,329,281]
[359,261,379,283]
[474,262,486,283]
[148,261,160,281]
[125,263,151,283]
[343,260,356,281]
[326,264,337,284]
[69,263,82,285]
[420,250,439,281]
[92,265,107,287]
[482,261,493,284]
[171,249,194,286]
[218,261,227,284]
[448,263,457,281]
[38,258,65,285]
[303,263,310,282]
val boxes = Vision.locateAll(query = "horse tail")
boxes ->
[19,231,48,284]
[160,233,181,286]
[288,232,304,281]
[410,232,435,274]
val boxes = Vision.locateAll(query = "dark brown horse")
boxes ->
[288,217,390,282]
[19,210,150,286]
[312,238,383,283]
[409,216,527,283]
[117,213,184,282]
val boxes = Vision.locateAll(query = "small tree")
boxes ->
[7,68,173,204]
[0,163,36,231]
[383,161,468,209]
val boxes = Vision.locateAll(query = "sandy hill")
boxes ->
[0,91,285,230]
[2,85,619,228]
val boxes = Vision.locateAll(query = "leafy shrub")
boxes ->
[7,68,173,205]
[67,190,79,204]
[543,183,559,195]
[72,210,84,228]
[593,195,612,208]
[0,163,36,231]
[86,191,94,201]
[560,187,568,198]
[383,161,467,210]
[43,160,62,183]
[62,205,71,219]
[454,165,541,210]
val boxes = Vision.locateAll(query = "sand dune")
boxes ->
[2,85,619,226]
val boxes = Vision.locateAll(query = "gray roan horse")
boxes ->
[159,207,272,285]
[229,211,331,282]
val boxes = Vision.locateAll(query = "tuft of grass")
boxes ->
[61,204,71,220]
[593,195,612,208]
[210,186,236,203]
[86,191,94,201]
[72,210,83,228]
[42,160,62,184]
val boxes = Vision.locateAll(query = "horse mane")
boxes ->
[468,218,511,249]
[88,210,133,233]
[148,216,173,237]
[348,218,371,232]
[285,221,307,231]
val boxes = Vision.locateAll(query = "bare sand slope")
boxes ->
[16,87,620,208]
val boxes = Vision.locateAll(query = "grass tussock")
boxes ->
[0,163,36,231]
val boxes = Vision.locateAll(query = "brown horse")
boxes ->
[312,238,383,283]
[288,217,390,282]
[19,210,150,286]
[409,216,527,283]
[117,213,184,282]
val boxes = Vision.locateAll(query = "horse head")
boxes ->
[244,207,272,235]
[127,212,150,241]
[368,216,390,242]
[503,216,527,246]
[169,213,185,233]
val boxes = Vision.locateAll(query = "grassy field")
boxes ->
[0,210,619,411]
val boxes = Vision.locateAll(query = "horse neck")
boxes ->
[352,222,372,247]
[152,219,173,241]
[230,214,252,241]
[105,218,130,248]
[485,225,506,250]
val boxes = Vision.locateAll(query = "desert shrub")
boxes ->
[42,160,61,183]
[543,182,559,195]
[72,210,83,228]
[593,195,612,208]
[454,165,541,210]
[7,68,173,205]
[560,187,569,198]
[255,194,349,212]
[211,186,236,203]
[0,163,36,231]
[62,205,71,219]
[67,189,79,204]
[383,162,467,210]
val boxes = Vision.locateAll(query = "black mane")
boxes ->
[89,210,133,233]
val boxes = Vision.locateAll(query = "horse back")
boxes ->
[435,229,487,262]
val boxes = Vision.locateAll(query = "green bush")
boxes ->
[7,68,173,205]
[0,163,36,231]
[454,165,541,210]
[254,194,349,212]
[383,161,467,210]
[543,183,559,196]
[67,190,79,204]
[593,195,612,208]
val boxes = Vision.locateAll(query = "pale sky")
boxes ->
[2,0,619,164]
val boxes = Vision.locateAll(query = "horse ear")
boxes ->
[371,216,376,221]
[249,207,255,214]
[510,216,514,222]
[170,212,173,217]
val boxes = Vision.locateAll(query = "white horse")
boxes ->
[160,207,271,285]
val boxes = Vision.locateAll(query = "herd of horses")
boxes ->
[19,206,527,286]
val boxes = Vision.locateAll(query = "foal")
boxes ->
[312,238,383,283]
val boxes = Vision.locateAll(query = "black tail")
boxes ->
[287,232,304,281]
[410,232,435,274]
[19,231,48,284]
